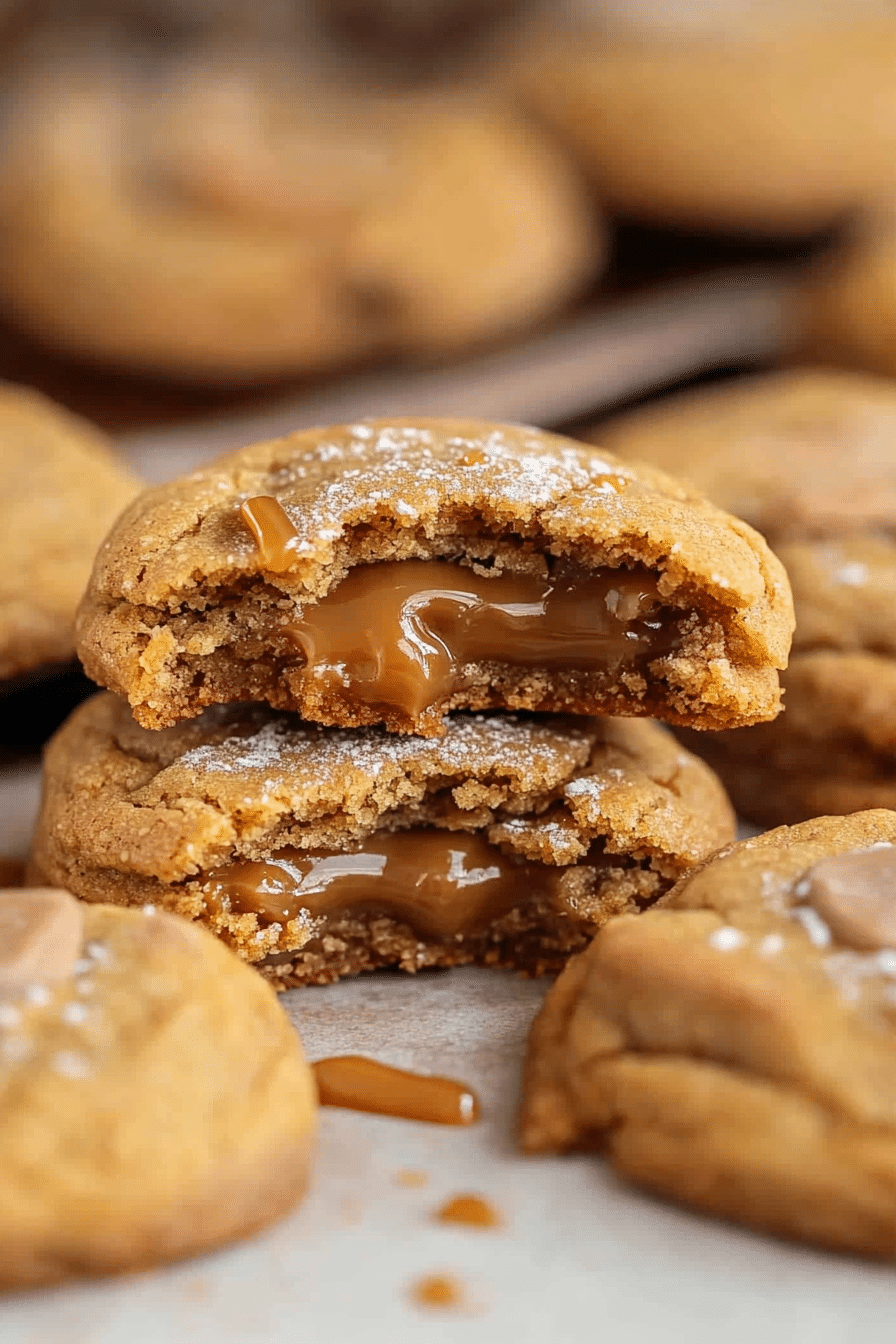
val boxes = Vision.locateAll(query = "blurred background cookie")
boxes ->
[519,13,896,237]
[0,887,316,1289]
[0,383,138,685]
[0,21,599,387]
[799,215,896,379]
[592,368,896,825]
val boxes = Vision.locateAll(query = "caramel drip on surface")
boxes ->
[240,496,306,573]
[238,496,682,719]
[409,1273,465,1311]
[202,829,555,937]
[312,1055,480,1125]
[436,1194,502,1229]
[394,1169,429,1188]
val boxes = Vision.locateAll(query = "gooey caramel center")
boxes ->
[202,830,555,939]
[240,496,682,719]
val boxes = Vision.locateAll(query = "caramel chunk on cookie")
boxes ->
[30,693,734,987]
[522,810,896,1258]
[76,419,793,736]
[0,894,315,1290]
[596,370,896,824]
[0,383,139,682]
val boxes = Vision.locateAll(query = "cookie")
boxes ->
[30,692,735,987]
[0,886,315,1288]
[75,418,793,737]
[519,18,896,235]
[595,370,896,825]
[0,382,139,683]
[800,217,896,379]
[522,810,896,1258]
[0,48,598,384]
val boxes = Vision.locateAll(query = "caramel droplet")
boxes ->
[240,495,301,573]
[394,1169,429,1188]
[409,1273,465,1311]
[436,1194,502,1229]
[312,1055,480,1125]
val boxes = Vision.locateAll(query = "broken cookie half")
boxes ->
[522,810,896,1259]
[76,418,794,736]
[31,693,734,987]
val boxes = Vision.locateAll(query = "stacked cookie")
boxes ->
[596,369,896,825]
[33,417,793,987]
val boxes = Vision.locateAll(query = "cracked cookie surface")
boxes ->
[30,693,735,986]
[76,418,793,736]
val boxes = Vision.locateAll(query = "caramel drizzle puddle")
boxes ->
[409,1272,466,1311]
[312,1055,480,1125]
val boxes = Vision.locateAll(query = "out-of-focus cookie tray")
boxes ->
[7,268,896,1343]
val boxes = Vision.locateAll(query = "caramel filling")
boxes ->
[202,830,558,939]
[312,1055,480,1125]
[240,497,682,719]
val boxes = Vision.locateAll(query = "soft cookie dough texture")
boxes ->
[0,888,315,1289]
[75,418,793,737]
[0,50,598,383]
[522,811,896,1259]
[520,16,896,234]
[596,370,896,824]
[31,693,735,986]
[0,383,139,682]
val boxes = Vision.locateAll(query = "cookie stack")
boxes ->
[32,417,794,988]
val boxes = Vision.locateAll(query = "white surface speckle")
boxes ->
[707,926,747,952]
[52,1050,91,1079]
[790,906,832,948]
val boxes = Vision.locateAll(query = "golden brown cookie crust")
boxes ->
[31,692,735,986]
[0,899,315,1289]
[0,52,598,383]
[76,418,793,736]
[522,811,896,1258]
[0,382,139,681]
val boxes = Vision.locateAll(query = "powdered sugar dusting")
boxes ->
[237,423,636,564]
[177,713,593,788]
